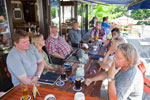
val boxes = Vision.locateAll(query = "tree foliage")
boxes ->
[130,9,150,20]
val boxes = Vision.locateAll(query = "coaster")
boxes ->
[69,76,85,83]
[60,78,68,81]
[73,86,82,91]
[20,96,31,100]
[56,81,64,86]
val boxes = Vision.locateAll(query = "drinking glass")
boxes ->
[74,92,85,100]
[21,84,29,100]
[75,77,81,89]
[61,72,66,80]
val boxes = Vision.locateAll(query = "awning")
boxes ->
[81,0,138,6]
[128,0,150,10]
[50,0,142,7]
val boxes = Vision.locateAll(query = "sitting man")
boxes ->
[46,26,72,65]
[68,22,82,47]
[85,43,143,100]
[111,28,127,43]
[90,21,106,41]
[7,30,44,86]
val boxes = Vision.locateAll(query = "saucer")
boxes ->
[69,76,85,83]
[89,50,98,54]
[20,96,31,100]
[59,78,68,81]
[73,86,82,91]
[56,81,64,86]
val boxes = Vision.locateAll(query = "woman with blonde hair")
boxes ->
[85,43,143,100]
[98,36,125,70]
[31,34,57,71]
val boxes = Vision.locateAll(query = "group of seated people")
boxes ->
[3,20,144,100]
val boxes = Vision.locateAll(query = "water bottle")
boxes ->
[76,64,85,77]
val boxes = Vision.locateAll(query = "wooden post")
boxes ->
[37,0,49,40]
[4,0,14,46]
[81,3,83,35]
[85,4,88,32]
[58,0,62,36]
[74,1,78,21]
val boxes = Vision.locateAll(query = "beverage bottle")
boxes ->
[76,64,85,77]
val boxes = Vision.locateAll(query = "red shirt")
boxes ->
[46,36,72,57]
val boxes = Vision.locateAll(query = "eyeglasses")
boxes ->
[114,55,126,60]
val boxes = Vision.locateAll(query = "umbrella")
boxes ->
[112,16,138,26]
[128,0,150,10]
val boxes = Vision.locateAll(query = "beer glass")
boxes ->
[75,77,81,89]
[91,35,94,41]
[61,72,66,80]
[21,84,29,100]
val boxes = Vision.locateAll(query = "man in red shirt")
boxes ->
[46,26,72,64]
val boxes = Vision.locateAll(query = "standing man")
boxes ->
[7,30,44,86]
[102,17,111,37]
[90,21,106,41]
[68,22,82,47]
[46,26,72,65]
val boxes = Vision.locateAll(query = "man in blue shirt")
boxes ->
[102,17,111,36]
[68,22,82,47]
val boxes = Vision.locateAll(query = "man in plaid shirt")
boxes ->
[46,26,72,64]
[90,21,106,41]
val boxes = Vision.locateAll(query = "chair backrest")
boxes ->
[42,46,53,64]
[138,60,146,74]
[0,54,13,92]
[138,60,150,95]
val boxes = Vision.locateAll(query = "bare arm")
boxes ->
[108,62,121,100]
[31,59,44,84]
[85,71,107,86]
[18,73,33,85]
[35,59,44,76]
[51,52,65,59]
[43,60,57,71]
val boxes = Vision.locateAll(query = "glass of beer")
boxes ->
[61,72,66,80]
[91,36,94,41]
[75,77,81,89]
[21,84,29,100]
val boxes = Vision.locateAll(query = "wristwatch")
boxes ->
[107,77,115,82]
[36,74,41,78]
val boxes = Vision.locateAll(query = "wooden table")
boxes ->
[40,46,106,98]
[0,84,106,100]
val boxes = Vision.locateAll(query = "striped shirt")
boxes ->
[46,36,72,57]
[91,27,106,40]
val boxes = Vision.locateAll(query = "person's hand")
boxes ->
[99,62,109,70]
[51,67,58,71]
[85,78,93,86]
[31,76,39,84]
[108,48,115,55]
[108,62,121,79]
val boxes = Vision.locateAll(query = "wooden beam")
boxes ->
[60,1,74,6]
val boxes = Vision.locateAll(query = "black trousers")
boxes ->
[51,56,65,65]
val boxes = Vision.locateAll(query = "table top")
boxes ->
[40,46,106,98]
[0,84,106,100]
